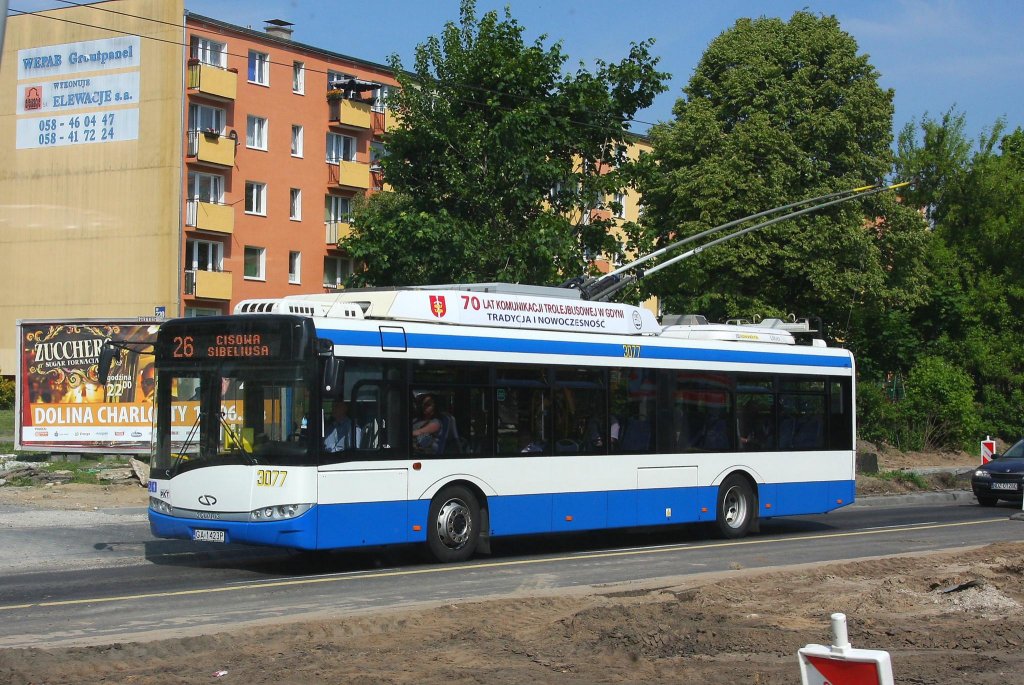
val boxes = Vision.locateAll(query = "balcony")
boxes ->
[184,269,232,300]
[325,220,352,245]
[328,98,372,130]
[187,59,237,100]
[187,130,236,167]
[372,108,400,135]
[186,200,234,235]
[327,160,370,190]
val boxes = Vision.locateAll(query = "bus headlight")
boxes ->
[250,503,312,521]
[149,497,173,515]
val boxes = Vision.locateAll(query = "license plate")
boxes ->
[193,529,226,543]
[992,482,1018,491]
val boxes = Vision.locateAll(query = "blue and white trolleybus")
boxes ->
[143,283,855,562]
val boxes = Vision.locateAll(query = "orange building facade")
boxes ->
[181,14,398,316]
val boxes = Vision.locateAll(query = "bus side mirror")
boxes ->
[98,343,116,386]
[318,338,342,397]
[323,357,343,397]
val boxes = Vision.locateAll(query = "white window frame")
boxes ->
[371,84,394,113]
[185,238,223,271]
[288,251,301,284]
[248,50,269,86]
[246,115,268,150]
[187,171,224,203]
[291,125,303,158]
[613,192,626,219]
[191,36,226,68]
[188,103,224,134]
[292,61,305,94]
[290,188,302,221]
[326,132,356,163]
[325,195,352,222]
[245,181,267,216]
[323,255,352,288]
[244,245,266,281]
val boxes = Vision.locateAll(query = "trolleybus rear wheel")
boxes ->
[715,474,756,539]
[426,485,480,563]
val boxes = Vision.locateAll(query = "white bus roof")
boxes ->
[234,283,808,345]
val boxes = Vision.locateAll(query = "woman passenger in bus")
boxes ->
[412,394,442,454]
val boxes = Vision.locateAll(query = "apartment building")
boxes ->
[0,0,398,374]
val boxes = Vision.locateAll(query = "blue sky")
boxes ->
[10,0,1023,145]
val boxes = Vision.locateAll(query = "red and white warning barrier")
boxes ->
[799,613,893,685]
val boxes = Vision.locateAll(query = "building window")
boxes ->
[613,192,626,219]
[289,251,301,284]
[325,195,352,223]
[188,103,224,133]
[185,239,223,271]
[370,141,386,168]
[290,188,302,220]
[187,171,224,203]
[292,61,305,94]
[246,115,268,150]
[185,306,222,317]
[327,70,351,88]
[371,84,394,113]
[244,246,266,280]
[190,36,226,68]
[291,125,303,157]
[326,133,356,163]
[248,50,269,86]
[245,181,267,215]
[323,256,352,288]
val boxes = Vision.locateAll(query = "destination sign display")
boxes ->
[171,332,278,360]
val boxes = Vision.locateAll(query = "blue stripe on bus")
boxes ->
[320,329,852,369]
[149,480,853,551]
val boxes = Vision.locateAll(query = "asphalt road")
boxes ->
[0,493,1019,648]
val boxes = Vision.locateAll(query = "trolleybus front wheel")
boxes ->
[426,485,480,563]
[715,474,756,539]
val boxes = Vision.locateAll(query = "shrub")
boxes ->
[902,356,981,451]
[0,377,14,410]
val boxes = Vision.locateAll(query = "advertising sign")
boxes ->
[16,320,160,453]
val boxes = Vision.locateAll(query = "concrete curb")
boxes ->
[852,489,977,507]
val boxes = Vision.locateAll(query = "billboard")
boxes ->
[16,319,161,453]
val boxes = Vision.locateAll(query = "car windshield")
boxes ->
[1001,439,1024,459]
[153,364,313,473]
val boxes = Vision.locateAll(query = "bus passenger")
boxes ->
[412,394,442,454]
[325,401,361,452]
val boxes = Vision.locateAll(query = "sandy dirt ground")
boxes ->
[2,446,1011,685]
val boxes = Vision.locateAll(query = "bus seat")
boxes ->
[620,419,651,452]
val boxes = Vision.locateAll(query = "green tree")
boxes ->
[639,12,920,331]
[343,0,668,287]
[893,115,1024,441]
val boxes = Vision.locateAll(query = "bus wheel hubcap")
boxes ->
[723,486,747,528]
[436,499,471,549]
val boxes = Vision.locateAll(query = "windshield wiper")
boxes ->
[169,411,202,478]
[219,411,256,465]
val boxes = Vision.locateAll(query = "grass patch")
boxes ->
[873,470,929,489]
[0,408,12,437]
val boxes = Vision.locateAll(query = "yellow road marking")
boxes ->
[0,518,1006,612]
